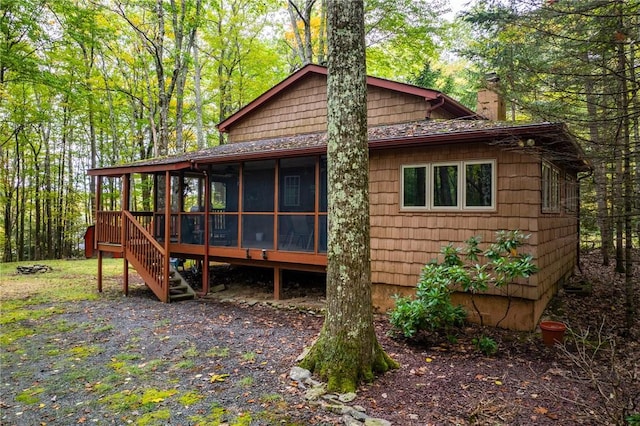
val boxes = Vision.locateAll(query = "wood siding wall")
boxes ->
[228,75,454,143]
[369,143,578,306]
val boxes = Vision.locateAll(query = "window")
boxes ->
[465,162,494,208]
[432,164,458,208]
[402,165,427,207]
[401,160,495,210]
[565,175,577,213]
[542,162,560,212]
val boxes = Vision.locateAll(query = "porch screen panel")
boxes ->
[279,157,315,212]
[320,156,328,212]
[278,215,314,252]
[242,160,275,249]
[242,215,274,249]
[210,164,240,246]
[243,160,275,212]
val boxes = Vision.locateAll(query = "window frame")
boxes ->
[463,159,496,211]
[401,164,429,210]
[542,161,560,213]
[430,162,460,210]
[400,159,496,211]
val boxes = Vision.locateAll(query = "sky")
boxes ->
[446,0,476,19]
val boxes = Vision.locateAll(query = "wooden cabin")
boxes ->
[88,64,589,330]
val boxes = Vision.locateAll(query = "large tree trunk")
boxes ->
[300,0,397,393]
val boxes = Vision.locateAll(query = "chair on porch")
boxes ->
[210,209,231,245]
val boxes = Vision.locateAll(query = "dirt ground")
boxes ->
[1,251,638,425]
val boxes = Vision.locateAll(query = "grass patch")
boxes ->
[188,405,253,426]
[206,346,230,358]
[137,408,171,426]
[0,259,122,305]
[68,344,102,359]
[100,388,177,413]
[15,387,45,405]
[178,390,204,406]
[241,351,256,363]
[237,376,254,387]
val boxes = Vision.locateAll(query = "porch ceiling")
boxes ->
[87,119,590,177]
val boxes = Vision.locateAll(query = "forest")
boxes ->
[1,0,638,274]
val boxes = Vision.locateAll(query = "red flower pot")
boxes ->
[539,321,566,347]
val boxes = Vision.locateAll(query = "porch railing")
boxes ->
[123,211,169,302]
[96,211,122,244]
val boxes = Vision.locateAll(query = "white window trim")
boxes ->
[430,162,460,210]
[463,159,496,210]
[542,161,560,213]
[401,164,429,210]
[400,160,496,212]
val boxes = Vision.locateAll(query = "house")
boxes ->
[88,64,589,331]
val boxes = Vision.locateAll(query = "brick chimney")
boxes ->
[476,73,506,121]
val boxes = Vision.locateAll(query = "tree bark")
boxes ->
[300,0,397,393]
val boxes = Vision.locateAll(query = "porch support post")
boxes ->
[163,171,171,302]
[97,250,103,293]
[122,174,130,296]
[96,176,102,294]
[274,266,282,300]
[201,169,210,296]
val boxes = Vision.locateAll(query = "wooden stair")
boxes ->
[169,269,196,302]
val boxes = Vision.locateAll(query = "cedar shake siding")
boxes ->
[369,145,580,329]
[228,74,457,143]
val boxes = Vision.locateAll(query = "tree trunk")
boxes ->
[300,0,397,393]
[193,31,204,149]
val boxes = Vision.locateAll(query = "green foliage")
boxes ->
[390,230,538,337]
[626,414,640,426]
[472,335,498,356]
[389,262,467,338]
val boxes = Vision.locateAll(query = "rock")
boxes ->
[364,419,392,426]
[342,414,363,426]
[346,407,369,421]
[339,392,357,403]
[304,384,326,401]
[210,284,226,293]
[352,405,367,413]
[289,366,311,382]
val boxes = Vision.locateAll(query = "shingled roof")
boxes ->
[88,119,589,177]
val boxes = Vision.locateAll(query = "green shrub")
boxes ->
[389,230,538,338]
[389,262,466,338]
[472,335,498,356]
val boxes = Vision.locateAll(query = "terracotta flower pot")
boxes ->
[539,321,567,347]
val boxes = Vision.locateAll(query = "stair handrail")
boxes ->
[123,210,169,302]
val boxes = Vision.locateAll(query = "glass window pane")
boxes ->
[243,160,275,212]
[211,164,239,212]
[433,164,458,207]
[279,157,315,212]
[402,166,426,207]
[465,162,493,207]
[278,215,314,252]
[242,215,274,249]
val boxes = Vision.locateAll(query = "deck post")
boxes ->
[274,266,282,300]
[163,171,171,302]
[97,250,103,293]
[201,170,210,296]
[122,173,130,296]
